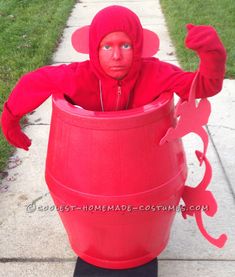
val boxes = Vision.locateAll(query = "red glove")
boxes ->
[1,102,31,150]
[185,24,226,78]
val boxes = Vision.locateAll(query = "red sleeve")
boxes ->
[6,63,79,117]
[156,45,226,99]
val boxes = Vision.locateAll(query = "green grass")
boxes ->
[160,0,235,78]
[0,0,77,172]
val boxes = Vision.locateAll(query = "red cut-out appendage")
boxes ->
[182,151,227,248]
[160,72,211,163]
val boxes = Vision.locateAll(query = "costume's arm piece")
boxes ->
[6,65,70,117]
[162,24,226,100]
[184,24,226,98]
[160,73,228,247]
[0,64,70,150]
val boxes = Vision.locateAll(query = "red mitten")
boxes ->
[185,24,226,78]
[185,24,224,52]
[1,102,31,150]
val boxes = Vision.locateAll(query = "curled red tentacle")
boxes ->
[182,151,228,247]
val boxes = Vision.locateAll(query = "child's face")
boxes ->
[99,32,133,80]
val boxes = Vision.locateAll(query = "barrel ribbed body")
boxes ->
[45,93,187,269]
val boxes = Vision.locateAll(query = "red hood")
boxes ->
[89,5,143,85]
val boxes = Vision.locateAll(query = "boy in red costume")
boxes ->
[0,5,226,277]
[1,6,226,151]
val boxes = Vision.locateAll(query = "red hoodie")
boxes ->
[5,6,226,116]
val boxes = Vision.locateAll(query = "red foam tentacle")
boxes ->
[195,150,212,191]
[194,127,209,165]
[195,212,228,248]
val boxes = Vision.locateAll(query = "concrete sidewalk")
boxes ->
[0,0,234,276]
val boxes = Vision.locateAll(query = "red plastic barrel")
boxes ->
[45,92,187,269]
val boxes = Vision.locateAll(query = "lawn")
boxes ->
[0,0,77,172]
[160,0,235,78]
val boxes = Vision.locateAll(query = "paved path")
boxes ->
[0,0,234,276]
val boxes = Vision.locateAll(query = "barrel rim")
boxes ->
[52,92,174,120]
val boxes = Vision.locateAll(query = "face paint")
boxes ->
[99,32,133,80]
